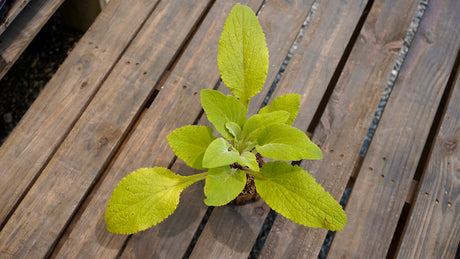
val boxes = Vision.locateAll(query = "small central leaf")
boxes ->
[225,121,241,140]
[202,138,239,168]
[237,151,259,172]
[201,89,246,140]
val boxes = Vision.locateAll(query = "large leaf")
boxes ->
[255,123,322,161]
[241,110,290,139]
[201,89,246,140]
[105,167,206,234]
[202,137,240,168]
[259,94,301,125]
[217,4,269,107]
[254,162,347,231]
[167,125,216,170]
[204,166,246,206]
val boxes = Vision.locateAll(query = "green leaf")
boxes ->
[217,4,269,107]
[167,125,216,170]
[105,167,206,234]
[201,89,246,140]
[238,151,259,171]
[254,162,347,231]
[225,122,241,139]
[255,124,322,161]
[202,138,240,168]
[204,166,246,206]
[259,94,301,125]
[242,111,290,139]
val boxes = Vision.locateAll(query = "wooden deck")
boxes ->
[0,0,459,258]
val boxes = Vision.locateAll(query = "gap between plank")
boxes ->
[154,0,216,89]
[248,1,322,257]
[48,0,217,256]
[0,0,164,233]
[259,0,319,110]
[249,0,376,256]
[318,0,429,257]
[359,0,429,156]
[388,45,460,259]
[182,206,215,259]
[115,1,218,257]
[307,0,374,135]
[180,2,269,257]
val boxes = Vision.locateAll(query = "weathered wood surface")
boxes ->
[0,0,213,257]
[0,0,65,79]
[396,66,460,259]
[52,0,260,257]
[0,0,161,226]
[260,0,420,257]
[0,0,459,258]
[0,0,31,35]
[328,0,460,257]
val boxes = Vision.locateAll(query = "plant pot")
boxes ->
[231,153,264,205]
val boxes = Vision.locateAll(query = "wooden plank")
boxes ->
[0,0,212,257]
[0,0,65,79]
[0,0,31,35]
[189,0,372,258]
[259,0,420,257]
[396,67,460,258]
[0,0,160,225]
[328,0,460,257]
[51,1,263,258]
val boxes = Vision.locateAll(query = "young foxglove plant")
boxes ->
[105,4,346,234]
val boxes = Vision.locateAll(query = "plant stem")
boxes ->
[181,171,208,187]
[240,167,264,179]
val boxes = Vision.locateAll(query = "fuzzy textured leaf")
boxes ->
[202,138,240,168]
[204,166,246,206]
[217,4,269,107]
[242,111,290,139]
[167,125,216,170]
[105,167,205,234]
[225,122,241,139]
[201,89,246,140]
[259,94,301,125]
[255,123,322,161]
[254,162,347,231]
[238,151,259,171]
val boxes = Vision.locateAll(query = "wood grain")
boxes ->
[0,0,212,257]
[0,0,65,79]
[328,0,460,257]
[51,1,262,258]
[396,67,460,259]
[0,0,160,225]
[259,0,420,257]
[0,0,31,35]
[190,0,372,258]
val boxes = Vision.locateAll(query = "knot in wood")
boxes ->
[254,206,265,216]
[445,139,457,152]
[98,137,109,149]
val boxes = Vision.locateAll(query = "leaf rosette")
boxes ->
[105,4,346,235]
